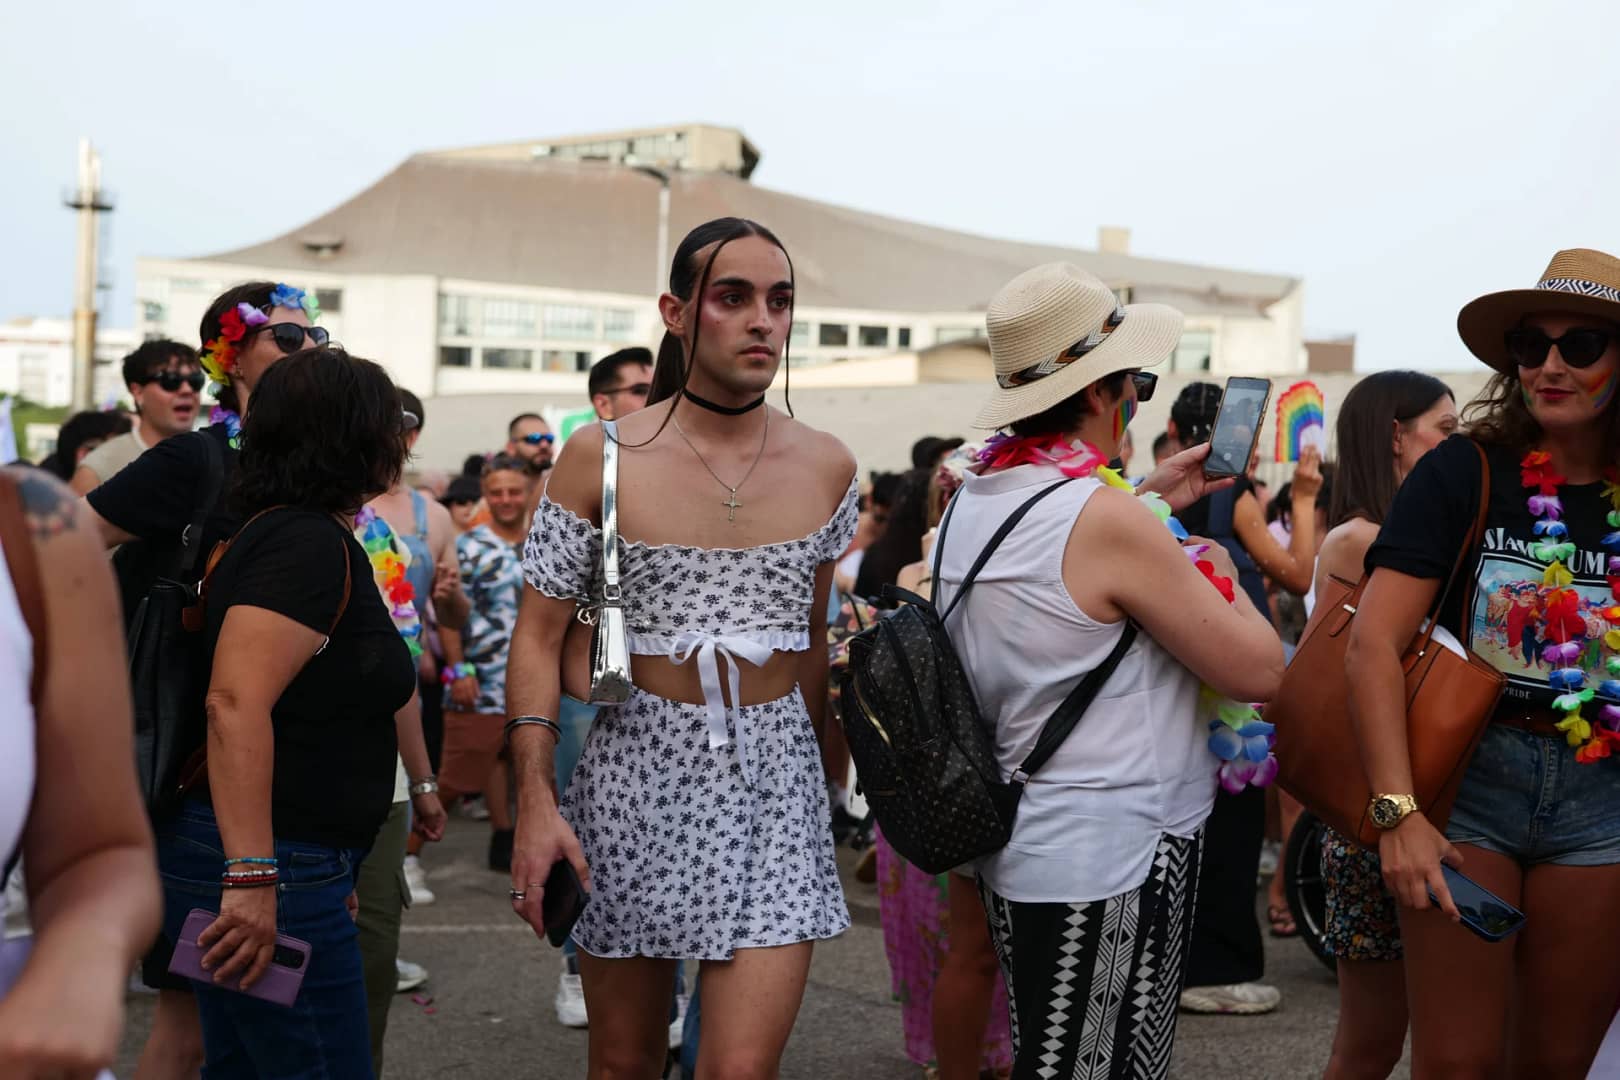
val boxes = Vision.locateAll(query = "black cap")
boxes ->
[442,475,481,506]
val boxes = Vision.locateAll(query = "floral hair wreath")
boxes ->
[198,284,320,391]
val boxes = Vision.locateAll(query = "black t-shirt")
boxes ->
[1367,434,1615,714]
[87,425,240,625]
[202,510,415,851]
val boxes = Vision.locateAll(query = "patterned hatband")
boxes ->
[1539,277,1620,304]
[996,305,1127,389]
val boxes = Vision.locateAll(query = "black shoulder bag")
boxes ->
[839,480,1138,874]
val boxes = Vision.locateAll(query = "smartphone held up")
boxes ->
[1202,377,1273,480]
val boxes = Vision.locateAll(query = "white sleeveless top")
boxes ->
[936,464,1216,904]
[0,532,38,952]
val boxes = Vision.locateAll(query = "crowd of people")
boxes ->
[0,226,1617,1080]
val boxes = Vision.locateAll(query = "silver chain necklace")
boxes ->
[672,408,771,522]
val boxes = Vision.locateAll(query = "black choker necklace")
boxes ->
[683,389,766,415]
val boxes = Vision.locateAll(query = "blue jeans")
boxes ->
[156,801,373,1079]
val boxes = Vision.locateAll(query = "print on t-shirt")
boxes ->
[1468,529,1616,708]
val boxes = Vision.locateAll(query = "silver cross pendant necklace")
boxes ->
[672,407,771,523]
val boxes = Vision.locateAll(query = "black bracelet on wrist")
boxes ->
[504,716,562,750]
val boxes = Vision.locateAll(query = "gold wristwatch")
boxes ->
[1368,794,1419,829]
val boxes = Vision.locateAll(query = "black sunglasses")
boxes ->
[603,382,652,398]
[1505,328,1613,369]
[1130,371,1158,402]
[245,322,331,355]
[520,432,556,446]
[144,370,206,393]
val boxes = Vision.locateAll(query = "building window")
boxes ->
[544,304,597,340]
[482,347,534,370]
[439,346,472,368]
[483,299,538,339]
[439,295,479,337]
[819,323,849,347]
[315,288,343,315]
[791,322,810,349]
[858,325,890,348]
[141,301,166,323]
[602,308,636,341]
[898,327,911,348]
[542,349,592,373]
[1172,330,1213,373]
[935,326,983,344]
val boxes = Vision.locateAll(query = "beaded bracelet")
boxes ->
[440,661,476,686]
[224,857,276,868]
[221,875,279,890]
[222,868,279,880]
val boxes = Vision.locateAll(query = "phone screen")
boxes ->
[1439,865,1525,940]
[1206,379,1271,478]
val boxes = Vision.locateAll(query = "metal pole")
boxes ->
[631,165,671,298]
[64,138,112,411]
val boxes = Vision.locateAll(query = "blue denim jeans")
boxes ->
[156,800,373,1079]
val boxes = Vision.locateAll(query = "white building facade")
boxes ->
[0,317,137,408]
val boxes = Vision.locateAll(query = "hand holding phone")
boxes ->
[541,859,589,948]
[1203,377,1273,480]
[1427,865,1526,942]
[169,908,312,1007]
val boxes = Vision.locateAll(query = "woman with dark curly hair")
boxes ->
[152,347,417,1077]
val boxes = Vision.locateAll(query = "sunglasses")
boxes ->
[519,432,556,446]
[144,370,206,393]
[1130,371,1158,402]
[1505,328,1613,369]
[244,322,331,355]
[603,382,652,398]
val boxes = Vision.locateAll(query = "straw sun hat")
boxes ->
[1458,248,1620,374]
[973,263,1184,430]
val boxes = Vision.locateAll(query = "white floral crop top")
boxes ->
[522,478,859,773]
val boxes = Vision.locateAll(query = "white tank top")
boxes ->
[0,530,38,954]
[936,463,1215,904]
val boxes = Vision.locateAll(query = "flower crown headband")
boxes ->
[199,284,320,391]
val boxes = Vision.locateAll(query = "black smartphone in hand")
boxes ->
[1203,377,1273,480]
[542,859,589,948]
[1429,864,1525,942]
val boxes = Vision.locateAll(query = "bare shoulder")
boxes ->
[4,466,81,544]
[1318,518,1380,582]
[774,411,857,497]
[1077,485,1171,545]
[546,422,605,522]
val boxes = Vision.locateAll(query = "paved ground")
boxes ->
[117,817,1402,1079]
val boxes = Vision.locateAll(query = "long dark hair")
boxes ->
[1465,367,1620,462]
[234,347,409,516]
[1330,370,1454,528]
[646,217,796,422]
[855,468,931,603]
[199,281,278,414]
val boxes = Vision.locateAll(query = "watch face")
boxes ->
[1372,797,1398,827]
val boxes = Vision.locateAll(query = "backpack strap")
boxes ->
[1010,621,1138,786]
[409,489,430,540]
[175,432,226,581]
[935,480,1075,623]
[0,472,47,706]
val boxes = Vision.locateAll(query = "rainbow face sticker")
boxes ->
[1113,395,1137,444]
[1581,368,1620,413]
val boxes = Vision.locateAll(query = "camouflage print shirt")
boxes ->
[448,524,523,713]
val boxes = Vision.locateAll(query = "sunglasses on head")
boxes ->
[1505,327,1613,369]
[520,432,555,446]
[244,322,331,355]
[144,370,206,393]
[1130,371,1158,402]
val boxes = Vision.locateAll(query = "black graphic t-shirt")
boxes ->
[1367,435,1617,713]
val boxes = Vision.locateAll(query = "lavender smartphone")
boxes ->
[168,907,312,1008]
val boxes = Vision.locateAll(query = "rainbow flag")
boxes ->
[1274,381,1325,462]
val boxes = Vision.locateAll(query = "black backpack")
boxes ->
[838,480,1137,875]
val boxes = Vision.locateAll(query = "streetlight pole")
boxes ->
[63,138,114,411]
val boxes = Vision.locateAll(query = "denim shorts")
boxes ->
[1444,722,1620,866]
[156,800,373,1079]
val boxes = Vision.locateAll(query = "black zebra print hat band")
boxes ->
[1458,248,1620,374]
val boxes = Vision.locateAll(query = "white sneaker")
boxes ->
[460,795,490,821]
[555,971,589,1028]
[669,992,689,1049]
[403,855,436,906]
[1178,981,1281,1015]
[395,957,429,993]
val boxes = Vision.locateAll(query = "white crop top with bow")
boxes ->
[522,478,859,781]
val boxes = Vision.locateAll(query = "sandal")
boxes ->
[1267,903,1298,938]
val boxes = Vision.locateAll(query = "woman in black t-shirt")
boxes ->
[1350,249,1620,1076]
[153,347,415,1078]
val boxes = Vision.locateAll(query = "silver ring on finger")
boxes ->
[510,889,526,901]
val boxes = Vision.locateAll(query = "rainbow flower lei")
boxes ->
[1520,451,1620,762]
[976,433,1277,792]
[354,506,424,658]
[198,284,320,391]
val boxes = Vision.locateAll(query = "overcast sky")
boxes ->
[3,0,1613,372]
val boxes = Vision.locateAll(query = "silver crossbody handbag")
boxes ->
[581,419,633,705]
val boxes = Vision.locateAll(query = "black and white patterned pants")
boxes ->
[978,831,1203,1080]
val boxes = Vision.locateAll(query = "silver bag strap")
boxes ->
[599,420,622,604]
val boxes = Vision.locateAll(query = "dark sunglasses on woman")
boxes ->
[144,370,207,393]
[246,323,332,355]
[1505,327,1612,369]
[520,432,556,446]
[1131,371,1158,402]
